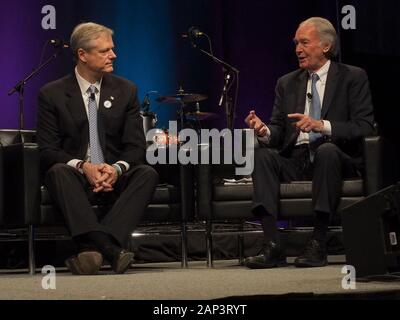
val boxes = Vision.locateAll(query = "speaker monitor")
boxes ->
[341,184,400,278]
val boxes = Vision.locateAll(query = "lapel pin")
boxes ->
[104,100,112,109]
[110,96,114,100]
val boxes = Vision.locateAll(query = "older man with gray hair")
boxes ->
[37,22,158,275]
[244,17,375,268]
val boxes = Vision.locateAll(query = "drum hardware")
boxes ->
[156,87,210,129]
[140,91,161,136]
[156,86,207,104]
[185,111,217,121]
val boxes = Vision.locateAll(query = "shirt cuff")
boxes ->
[115,161,130,172]
[256,125,271,144]
[321,120,332,136]
[67,159,82,170]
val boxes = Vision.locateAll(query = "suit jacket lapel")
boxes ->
[295,70,308,114]
[289,70,308,143]
[98,75,117,155]
[99,74,116,113]
[64,74,89,159]
[321,61,339,119]
[65,74,88,131]
[280,70,308,155]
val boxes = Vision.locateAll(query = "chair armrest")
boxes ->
[180,164,195,221]
[146,145,195,221]
[363,136,398,195]
[197,163,212,220]
[3,143,41,226]
[196,130,255,220]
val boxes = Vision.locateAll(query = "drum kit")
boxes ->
[140,88,217,146]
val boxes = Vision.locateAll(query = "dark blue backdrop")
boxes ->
[1,0,399,143]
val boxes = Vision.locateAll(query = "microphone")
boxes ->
[90,92,95,100]
[141,93,150,112]
[307,93,313,100]
[219,73,231,107]
[188,26,203,38]
[49,39,70,48]
[182,27,204,48]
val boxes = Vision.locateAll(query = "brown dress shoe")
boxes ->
[112,250,134,274]
[65,256,84,275]
[65,251,103,275]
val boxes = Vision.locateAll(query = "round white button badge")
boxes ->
[104,100,112,109]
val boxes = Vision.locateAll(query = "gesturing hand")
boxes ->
[245,110,268,137]
[288,113,324,133]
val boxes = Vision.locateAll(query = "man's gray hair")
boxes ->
[70,22,114,60]
[300,17,339,58]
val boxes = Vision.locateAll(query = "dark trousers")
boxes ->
[251,143,358,218]
[44,164,159,246]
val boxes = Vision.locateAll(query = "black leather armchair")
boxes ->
[197,134,395,267]
[0,130,194,274]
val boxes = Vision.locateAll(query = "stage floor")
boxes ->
[0,256,399,300]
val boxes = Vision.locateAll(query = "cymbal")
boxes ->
[185,111,218,121]
[156,93,208,104]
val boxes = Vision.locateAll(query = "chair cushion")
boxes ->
[211,201,254,220]
[206,197,363,221]
[144,203,182,222]
[280,179,363,198]
[278,197,363,219]
[151,184,180,204]
[213,184,253,201]
[213,179,364,201]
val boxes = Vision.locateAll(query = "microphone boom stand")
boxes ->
[196,47,239,131]
[8,48,65,143]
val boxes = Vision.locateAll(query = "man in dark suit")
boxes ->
[37,22,158,275]
[244,17,375,268]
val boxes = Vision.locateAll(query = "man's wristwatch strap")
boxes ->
[76,160,86,174]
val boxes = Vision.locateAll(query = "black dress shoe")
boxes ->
[112,250,134,274]
[65,251,103,275]
[294,239,328,268]
[244,241,286,269]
